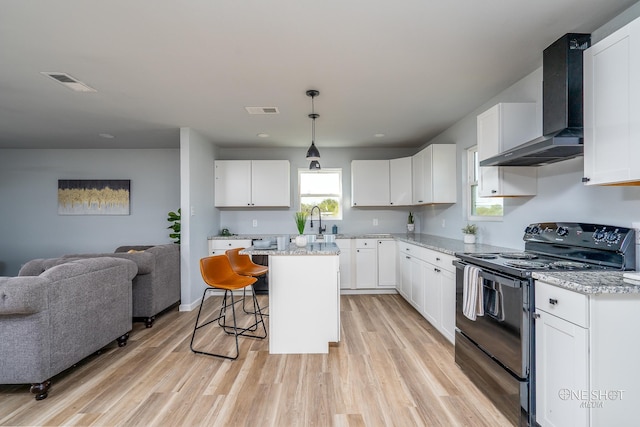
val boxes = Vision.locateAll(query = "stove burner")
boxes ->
[471,253,498,259]
[504,260,549,269]
[551,261,591,270]
[500,252,538,260]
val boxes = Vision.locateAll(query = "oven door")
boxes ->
[454,260,530,379]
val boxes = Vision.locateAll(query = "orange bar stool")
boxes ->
[225,247,269,315]
[190,255,266,360]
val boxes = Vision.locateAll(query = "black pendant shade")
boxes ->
[309,160,321,170]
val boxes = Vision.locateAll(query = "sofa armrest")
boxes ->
[0,277,49,315]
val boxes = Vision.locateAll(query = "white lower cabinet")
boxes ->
[208,239,252,256]
[535,281,640,427]
[355,239,377,289]
[377,239,397,287]
[397,241,456,344]
[351,238,396,289]
[336,239,353,290]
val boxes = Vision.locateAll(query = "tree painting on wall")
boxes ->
[58,179,130,215]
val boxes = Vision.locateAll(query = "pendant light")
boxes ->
[305,90,321,164]
[309,160,321,170]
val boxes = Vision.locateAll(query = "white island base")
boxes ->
[268,254,340,354]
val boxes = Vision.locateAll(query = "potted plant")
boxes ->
[167,209,181,244]
[462,223,478,244]
[294,211,309,247]
[407,211,415,233]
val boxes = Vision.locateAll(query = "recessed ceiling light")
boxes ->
[257,133,270,138]
[41,72,97,92]
[98,133,115,139]
[374,133,385,138]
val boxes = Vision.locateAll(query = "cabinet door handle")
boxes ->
[549,298,558,305]
[533,313,541,319]
[406,256,410,259]
[434,268,440,272]
[582,177,591,183]
[436,257,441,261]
[491,190,497,194]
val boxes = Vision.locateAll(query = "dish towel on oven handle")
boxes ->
[463,265,484,320]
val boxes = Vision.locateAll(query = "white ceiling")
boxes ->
[0,1,636,150]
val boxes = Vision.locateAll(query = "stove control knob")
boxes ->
[605,229,621,244]
[593,228,606,242]
[529,225,541,235]
[556,226,569,237]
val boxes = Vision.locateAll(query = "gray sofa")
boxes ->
[0,257,137,400]
[62,244,180,327]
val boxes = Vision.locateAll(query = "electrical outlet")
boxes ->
[442,219,446,228]
[632,222,640,244]
[252,219,258,227]
[373,218,378,226]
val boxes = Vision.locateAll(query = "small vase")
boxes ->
[463,234,476,244]
[407,223,415,233]
[295,234,308,247]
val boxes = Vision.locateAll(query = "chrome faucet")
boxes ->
[310,205,326,235]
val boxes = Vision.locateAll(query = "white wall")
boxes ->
[0,149,180,276]
[216,146,416,236]
[180,128,218,310]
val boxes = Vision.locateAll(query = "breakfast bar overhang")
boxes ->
[241,242,340,354]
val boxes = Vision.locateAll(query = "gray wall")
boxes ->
[216,146,416,236]
[179,128,219,310]
[0,149,180,276]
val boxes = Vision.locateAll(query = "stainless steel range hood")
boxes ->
[480,33,591,167]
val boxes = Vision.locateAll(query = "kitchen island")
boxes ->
[241,242,340,354]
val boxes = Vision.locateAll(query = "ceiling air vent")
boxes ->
[41,72,97,92]
[245,106,280,115]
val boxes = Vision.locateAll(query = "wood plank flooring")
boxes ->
[0,294,511,426]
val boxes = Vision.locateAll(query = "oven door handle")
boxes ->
[479,270,524,289]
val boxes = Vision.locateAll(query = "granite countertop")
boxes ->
[240,242,340,256]
[210,232,519,256]
[532,270,640,295]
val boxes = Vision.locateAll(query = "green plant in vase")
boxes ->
[294,211,309,247]
[462,223,478,243]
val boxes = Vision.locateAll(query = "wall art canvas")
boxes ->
[58,179,130,215]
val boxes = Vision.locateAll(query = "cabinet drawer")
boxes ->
[535,281,589,328]
[355,239,377,249]
[208,239,252,256]
[423,250,456,272]
[398,242,428,261]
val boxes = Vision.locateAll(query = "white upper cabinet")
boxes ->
[412,144,456,205]
[583,17,640,186]
[351,160,390,207]
[215,160,290,207]
[477,103,538,197]
[351,158,412,206]
[390,157,413,206]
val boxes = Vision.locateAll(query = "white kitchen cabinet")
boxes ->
[411,144,457,205]
[215,160,290,207]
[355,239,378,288]
[583,16,640,185]
[535,281,640,426]
[351,160,390,206]
[351,158,412,206]
[477,103,538,197]
[390,157,413,206]
[336,238,353,290]
[208,239,252,256]
[396,241,456,343]
[377,239,397,288]
[398,251,412,299]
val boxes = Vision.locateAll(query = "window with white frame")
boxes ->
[467,146,503,219]
[298,168,342,220]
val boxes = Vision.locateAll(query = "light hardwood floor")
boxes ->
[0,294,511,426]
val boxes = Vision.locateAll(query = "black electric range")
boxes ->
[456,222,636,278]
